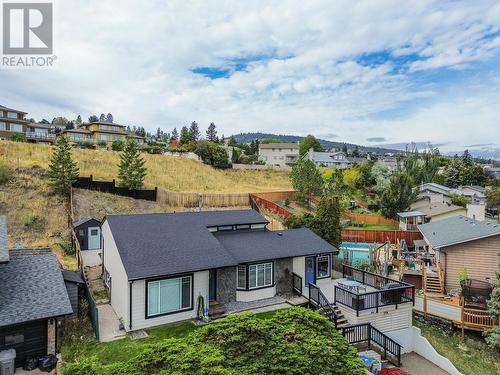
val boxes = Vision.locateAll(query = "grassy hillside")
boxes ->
[1,141,291,192]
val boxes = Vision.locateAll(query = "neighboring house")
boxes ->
[101,210,336,331]
[397,211,426,231]
[305,148,354,169]
[0,217,73,368]
[0,105,29,140]
[378,156,398,172]
[25,123,56,144]
[410,199,468,222]
[418,216,500,291]
[62,121,146,147]
[74,217,102,267]
[418,182,485,204]
[484,166,500,178]
[258,142,299,167]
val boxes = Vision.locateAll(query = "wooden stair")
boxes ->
[424,272,444,294]
[208,301,226,320]
[320,304,349,330]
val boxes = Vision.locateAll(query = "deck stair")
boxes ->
[208,301,226,319]
[323,304,349,330]
[424,271,444,294]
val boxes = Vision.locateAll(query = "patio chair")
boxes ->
[357,285,367,293]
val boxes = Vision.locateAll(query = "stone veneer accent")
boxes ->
[216,266,236,304]
[274,257,293,295]
[47,318,56,354]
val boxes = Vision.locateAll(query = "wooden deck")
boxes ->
[415,294,498,337]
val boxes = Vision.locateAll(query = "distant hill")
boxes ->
[232,132,401,155]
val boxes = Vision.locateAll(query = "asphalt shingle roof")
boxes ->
[0,216,8,263]
[0,254,73,327]
[214,228,336,263]
[418,215,500,249]
[105,210,269,280]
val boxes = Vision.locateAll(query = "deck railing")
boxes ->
[341,323,402,366]
[25,132,56,140]
[308,283,339,328]
[292,272,302,296]
[462,308,498,329]
[336,265,415,316]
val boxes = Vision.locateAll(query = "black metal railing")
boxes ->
[341,323,402,366]
[292,272,302,296]
[336,265,415,316]
[309,283,339,328]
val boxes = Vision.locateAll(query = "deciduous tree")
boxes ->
[299,135,323,157]
[290,159,323,207]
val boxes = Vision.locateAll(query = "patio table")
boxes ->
[338,280,364,293]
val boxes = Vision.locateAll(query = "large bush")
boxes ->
[0,160,13,184]
[63,308,365,375]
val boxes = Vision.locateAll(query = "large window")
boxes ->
[7,112,18,119]
[100,134,109,141]
[147,275,192,317]
[316,255,331,279]
[0,122,5,130]
[9,124,23,132]
[249,262,273,289]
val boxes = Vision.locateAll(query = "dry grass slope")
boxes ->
[1,141,291,192]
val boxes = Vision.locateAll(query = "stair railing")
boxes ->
[308,283,339,328]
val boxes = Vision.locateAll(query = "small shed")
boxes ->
[74,217,101,250]
[397,211,426,231]
[62,269,84,318]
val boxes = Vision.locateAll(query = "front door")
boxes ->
[305,256,316,286]
[209,269,216,301]
[87,226,101,250]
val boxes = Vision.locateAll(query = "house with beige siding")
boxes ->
[418,216,500,292]
[258,142,299,167]
[101,210,335,331]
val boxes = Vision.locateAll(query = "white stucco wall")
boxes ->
[130,270,209,330]
[236,285,276,302]
[102,220,130,328]
[387,326,463,375]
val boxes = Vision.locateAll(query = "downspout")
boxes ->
[129,281,133,331]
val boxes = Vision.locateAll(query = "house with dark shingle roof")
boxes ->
[102,209,336,330]
[0,216,73,368]
[418,216,500,291]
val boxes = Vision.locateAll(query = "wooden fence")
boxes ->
[250,193,293,219]
[341,229,423,246]
[73,175,157,201]
[157,189,250,208]
[251,191,296,202]
[343,212,399,226]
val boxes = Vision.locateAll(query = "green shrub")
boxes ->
[23,215,47,232]
[63,308,365,375]
[9,133,25,142]
[111,140,124,151]
[0,160,13,184]
[56,239,75,256]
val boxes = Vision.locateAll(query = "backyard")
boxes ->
[414,319,500,375]
[61,308,366,375]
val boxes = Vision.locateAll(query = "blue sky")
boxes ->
[1,0,500,155]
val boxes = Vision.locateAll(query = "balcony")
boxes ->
[334,265,415,316]
[25,132,56,141]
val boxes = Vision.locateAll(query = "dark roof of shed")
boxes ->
[105,210,269,280]
[74,217,100,228]
[62,269,84,284]
[214,228,336,263]
[0,254,73,327]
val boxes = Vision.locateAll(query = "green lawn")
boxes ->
[345,224,399,231]
[414,320,500,375]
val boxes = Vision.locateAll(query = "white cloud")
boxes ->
[1,0,499,152]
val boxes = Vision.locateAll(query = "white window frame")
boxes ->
[7,112,17,119]
[316,255,331,279]
[237,266,246,289]
[9,123,23,132]
[147,275,192,317]
[248,262,273,289]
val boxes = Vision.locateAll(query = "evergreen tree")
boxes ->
[351,146,360,157]
[106,113,114,123]
[180,126,191,145]
[75,115,82,125]
[65,122,75,130]
[88,115,99,122]
[381,171,417,219]
[206,122,217,141]
[99,113,106,122]
[290,159,323,207]
[118,141,147,189]
[342,143,348,156]
[47,135,79,194]
[316,191,342,248]
[171,127,179,140]
[188,121,200,141]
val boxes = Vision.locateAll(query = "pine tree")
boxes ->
[189,121,200,141]
[75,115,82,125]
[171,127,179,140]
[106,113,114,123]
[99,113,106,122]
[47,135,79,194]
[206,122,217,141]
[118,141,147,189]
[316,192,342,248]
[180,126,191,145]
